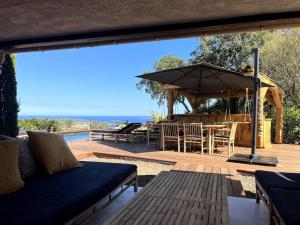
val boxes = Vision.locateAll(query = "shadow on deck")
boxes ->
[69,140,300,197]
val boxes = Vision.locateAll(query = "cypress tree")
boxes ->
[0,54,19,137]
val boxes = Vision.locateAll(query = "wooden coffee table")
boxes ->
[104,170,229,225]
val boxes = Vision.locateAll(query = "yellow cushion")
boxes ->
[0,140,24,196]
[27,131,81,175]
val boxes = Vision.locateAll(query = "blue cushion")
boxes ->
[0,161,136,225]
[255,170,300,192]
[268,188,300,225]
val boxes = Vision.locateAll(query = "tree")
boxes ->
[137,55,191,112]
[0,54,19,137]
[190,32,271,113]
[261,29,300,107]
[190,32,271,69]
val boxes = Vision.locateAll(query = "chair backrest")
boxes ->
[161,122,179,138]
[118,123,142,134]
[229,122,238,140]
[183,122,204,139]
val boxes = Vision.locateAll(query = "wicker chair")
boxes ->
[183,122,206,154]
[161,122,182,152]
[213,122,237,156]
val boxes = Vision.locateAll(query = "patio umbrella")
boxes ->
[137,63,272,94]
[137,59,278,166]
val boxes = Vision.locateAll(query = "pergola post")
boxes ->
[166,89,175,120]
[265,89,284,144]
[275,107,283,143]
[257,87,268,147]
[274,92,283,144]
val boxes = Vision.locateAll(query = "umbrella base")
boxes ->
[228,154,278,167]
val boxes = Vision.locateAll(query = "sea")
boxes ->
[18,115,152,124]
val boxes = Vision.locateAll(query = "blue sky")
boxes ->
[16,37,198,116]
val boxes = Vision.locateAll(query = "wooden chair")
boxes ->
[213,122,237,156]
[183,122,206,154]
[161,122,182,152]
[146,122,160,146]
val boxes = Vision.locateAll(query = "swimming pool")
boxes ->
[63,132,89,141]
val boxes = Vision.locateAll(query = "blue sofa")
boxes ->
[0,161,137,225]
[255,170,300,225]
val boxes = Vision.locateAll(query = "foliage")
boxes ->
[137,55,191,112]
[89,122,109,129]
[150,111,165,124]
[62,120,75,128]
[0,54,19,137]
[265,106,300,144]
[189,32,270,113]
[19,119,61,132]
[282,107,300,144]
[190,32,271,69]
[261,29,300,107]
[11,54,16,69]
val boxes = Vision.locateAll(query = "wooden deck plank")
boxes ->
[70,140,300,199]
[71,141,300,173]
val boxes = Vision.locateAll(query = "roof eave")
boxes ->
[2,11,300,53]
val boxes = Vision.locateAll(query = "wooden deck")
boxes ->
[69,140,300,197]
[104,170,229,225]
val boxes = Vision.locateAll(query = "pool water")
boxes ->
[63,133,89,141]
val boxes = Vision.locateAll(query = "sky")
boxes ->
[16,37,198,116]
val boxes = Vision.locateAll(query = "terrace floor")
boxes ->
[69,140,300,197]
[85,187,269,225]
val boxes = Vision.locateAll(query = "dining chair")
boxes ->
[161,122,182,152]
[146,122,161,146]
[183,122,206,154]
[213,122,238,156]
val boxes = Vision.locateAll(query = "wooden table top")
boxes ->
[104,170,229,225]
[202,124,226,129]
[149,123,226,129]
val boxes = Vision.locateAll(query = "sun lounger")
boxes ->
[91,123,145,143]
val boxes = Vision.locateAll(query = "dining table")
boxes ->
[201,124,226,154]
[147,123,226,154]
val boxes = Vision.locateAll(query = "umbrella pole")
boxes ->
[250,48,260,159]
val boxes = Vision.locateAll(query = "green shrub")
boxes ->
[18,119,61,132]
[282,107,300,144]
[150,111,165,124]
[89,122,109,129]
[63,120,75,128]
[267,107,300,144]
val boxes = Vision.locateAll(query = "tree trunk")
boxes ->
[177,96,191,113]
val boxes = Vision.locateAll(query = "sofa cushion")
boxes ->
[268,188,300,225]
[18,138,42,179]
[0,140,24,196]
[255,170,300,192]
[0,161,137,225]
[27,131,81,174]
